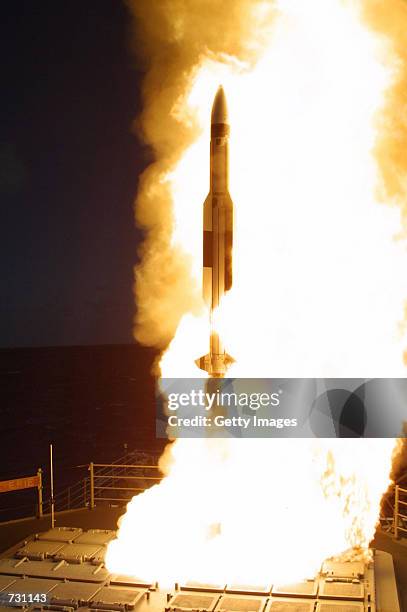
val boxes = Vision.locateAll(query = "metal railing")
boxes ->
[0,470,43,520]
[39,449,161,516]
[42,474,90,515]
[89,461,162,507]
[378,483,407,539]
[394,484,407,539]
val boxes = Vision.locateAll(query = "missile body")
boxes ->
[196,86,234,377]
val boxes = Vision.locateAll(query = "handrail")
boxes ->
[42,449,160,514]
[379,483,407,540]
[0,448,161,523]
[93,474,160,480]
[93,463,160,469]
[90,460,162,508]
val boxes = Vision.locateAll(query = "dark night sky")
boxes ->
[1,1,147,347]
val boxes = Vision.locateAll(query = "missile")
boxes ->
[196,86,235,378]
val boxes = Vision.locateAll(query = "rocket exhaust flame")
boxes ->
[106,0,407,587]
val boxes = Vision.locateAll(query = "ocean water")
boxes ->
[0,344,166,520]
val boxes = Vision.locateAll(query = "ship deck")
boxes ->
[0,510,403,612]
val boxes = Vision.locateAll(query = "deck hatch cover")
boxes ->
[319,581,364,600]
[215,594,267,612]
[74,531,116,546]
[16,541,65,560]
[89,586,146,610]
[54,543,103,563]
[316,603,364,612]
[267,600,315,612]
[167,592,219,611]
[37,528,82,543]
[50,581,103,604]
[272,581,318,598]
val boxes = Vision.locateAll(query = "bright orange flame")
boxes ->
[106,0,407,587]
[106,438,396,586]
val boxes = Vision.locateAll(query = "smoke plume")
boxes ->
[128,1,407,360]
[126,0,275,348]
[362,0,407,233]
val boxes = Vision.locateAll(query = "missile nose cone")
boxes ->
[211,85,228,124]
